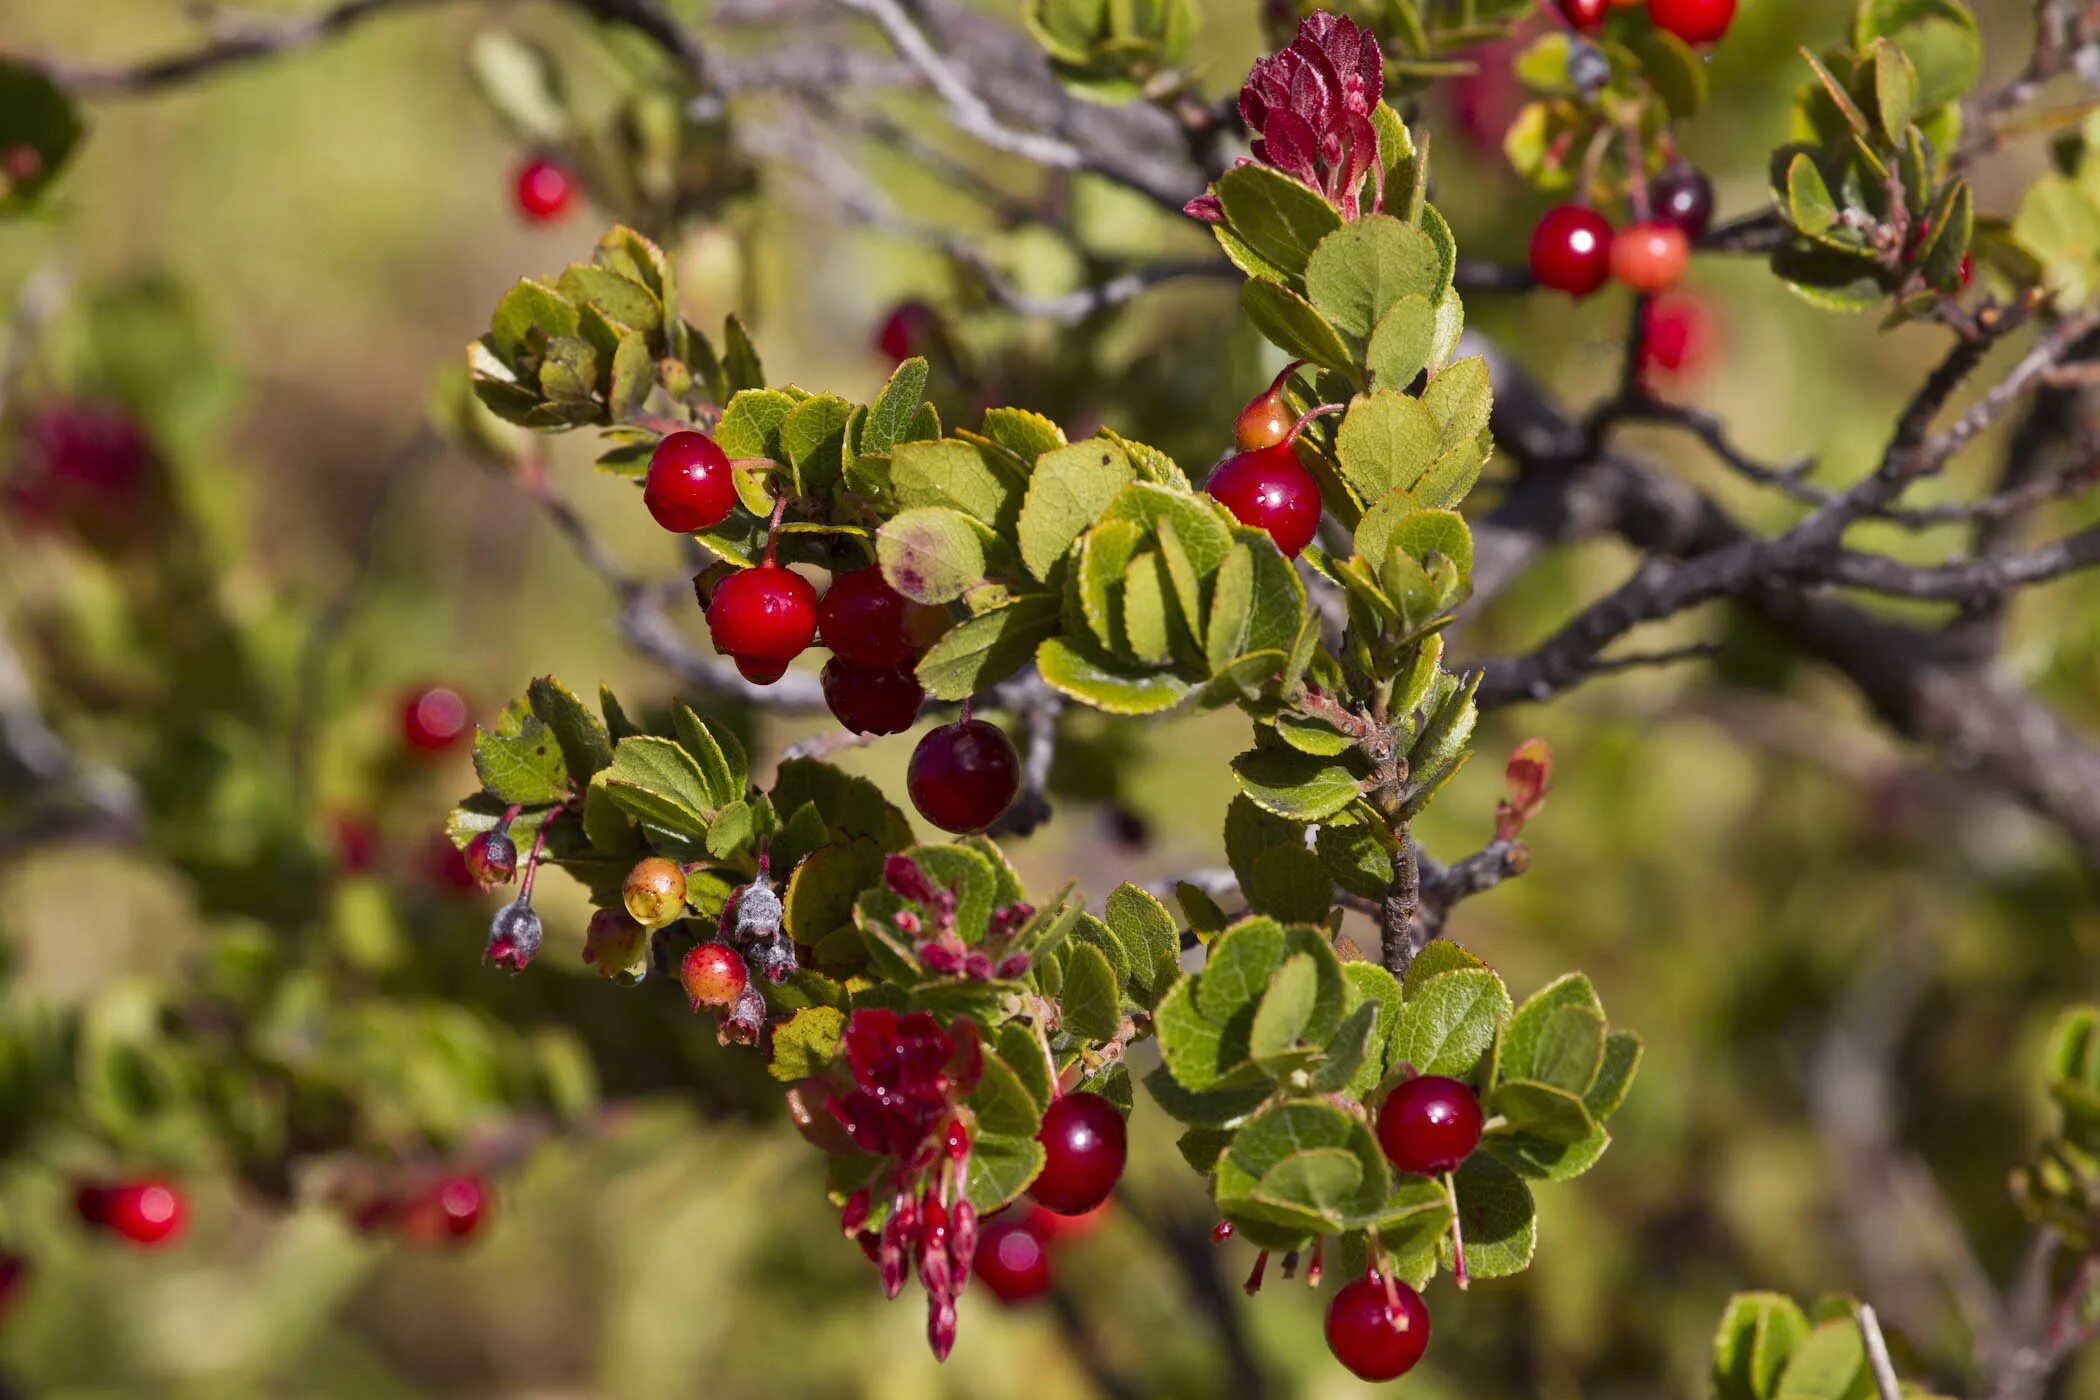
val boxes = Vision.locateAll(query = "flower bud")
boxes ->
[840,1187,872,1237]
[927,1297,959,1362]
[623,857,688,929]
[948,1199,977,1290]
[717,982,767,1046]
[583,908,651,983]
[463,827,518,888]
[883,854,939,904]
[485,897,543,972]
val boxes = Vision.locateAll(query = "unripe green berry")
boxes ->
[583,908,651,984]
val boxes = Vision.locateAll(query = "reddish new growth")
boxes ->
[826,1009,985,1361]
[1186,13,1384,223]
[883,855,1032,982]
[1495,738,1552,840]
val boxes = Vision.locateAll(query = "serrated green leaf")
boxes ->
[768,1007,845,1082]
[1062,941,1122,1041]
[878,505,989,605]
[1491,1079,1598,1144]
[966,1132,1046,1212]
[1215,163,1344,279]
[1249,954,1319,1062]
[1232,747,1363,823]
[1305,214,1442,339]
[1391,968,1508,1081]
[1242,278,1358,374]
[1336,391,1441,502]
[1772,1320,1872,1400]
[914,594,1059,700]
[474,698,570,806]
[1037,637,1191,715]
[1714,1292,1814,1400]
[1020,440,1136,580]
[972,1046,1047,1136]
[1440,1151,1535,1279]
[1366,294,1437,392]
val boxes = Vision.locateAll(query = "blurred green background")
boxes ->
[2,0,2097,1395]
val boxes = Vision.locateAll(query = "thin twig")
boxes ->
[1859,1305,1905,1400]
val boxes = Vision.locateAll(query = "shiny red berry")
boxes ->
[429,1174,488,1239]
[1206,443,1321,558]
[643,431,737,533]
[1529,205,1614,296]
[875,301,940,362]
[822,658,924,735]
[681,941,748,1009]
[1030,1092,1126,1216]
[1611,220,1691,293]
[514,158,574,222]
[733,655,788,685]
[1557,0,1608,30]
[1376,1074,1484,1176]
[973,1216,1052,1303]
[1325,1275,1431,1380]
[907,718,1019,833]
[99,1179,186,1247]
[1649,163,1715,240]
[401,686,469,753]
[707,565,818,666]
[818,567,927,668]
[1648,0,1734,43]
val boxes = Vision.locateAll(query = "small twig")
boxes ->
[1858,1305,1904,1400]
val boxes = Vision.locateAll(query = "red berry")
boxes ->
[1649,163,1715,240]
[1647,0,1734,43]
[1639,292,1717,380]
[429,835,479,892]
[1376,1074,1484,1176]
[1610,220,1691,293]
[707,564,818,666]
[1529,205,1614,296]
[1206,443,1321,558]
[973,1216,1052,1303]
[1325,1275,1431,1380]
[907,718,1019,833]
[513,158,574,222]
[463,827,519,889]
[875,300,940,362]
[681,941,749,1009]
[1029,1092,1126,1216]
[1557,0,1609,31]
[401,686,469,753]
[818,567,926,668]
[643,431,737,533]
[735,655,788,685]
[1022,1200,1108,1244]
[100,1179,186,1247]
[822,658,924,735]
[332,813,379,875]
[431,1174,488,1239]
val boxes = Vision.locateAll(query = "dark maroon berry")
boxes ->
[1649,162,1715,240]
[822,658,924,735]
[973,1216,1051,1303]
[875,300,940,362]
[0,1252,28,1319]
[1376,1074,1484,1176]
[1325,1274,1430,1380]
[1557,0,1608,31]
[707,564,818,667]
[401,686,469,752]
[485,896,544,972]
[99,1179,186,1247]
[643,431,737,533]
[1029,1092,1126,1216]
[1529,205,1614,296]
[907,718,1019,834]
[1206,443,1321,558]
[818,566,937,668]
[514,158,574,222]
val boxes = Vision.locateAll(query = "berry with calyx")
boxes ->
[485,896,543,972]
[817,567,943,668]
[875,300,940,363]
[1325,1273,1431,1380]
[463,826,518,889]
[401,685,469,753]
[973,1216,1051,1303]
[907,718,1019,834]
[1530,205,1614,296]
[99,1179,187,1247]
[822,658,924,735]
[1647,0,1735,44]
[623,856,688,929]
[719,982,768,1046]
[1557,0,1608,33]
[1649,162,1715,240]
[1611,220,1691,293]
[681,941,748,1009]
[643,431,737,533]
[1376,1074,1484,1176]
[1206,443,1321,558]
[1232,362,1302,451]
[706,564,818,670]
[583,908,651,982]
[1029,1092,1126,1215]
[513,158,574,222]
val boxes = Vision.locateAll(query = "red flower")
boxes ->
[826,1009,983,1167]
[1192,13,1386,222]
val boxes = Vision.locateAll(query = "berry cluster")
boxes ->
[1556,0,1735,45]
[881,855,1033,981]
[1206,361,1324,559]
[1529,162,1712,298]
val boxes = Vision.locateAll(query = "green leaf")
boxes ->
[1304,214,1443,339]
[1336,392,1441,502]
[1490,1079,1598,1144]
[862,357,929,457]
[602,736,717,837]
[1871,39,1917,146]
[784,838,885,954]
[1340,962,1402,1097]
[1771,1320,1872,1400]
[1919,180,1974,292]
[1253,1147,1363,1219]
[1713,1292,1813,1400]
[1105,883,1180,979]
[1206,543,1254,671]
[1504,973,1608,1092]
[1244,845,1334,924]
[1037,637,1191,715]
[1421,356,1493,452]
[714,388,798,464]
[892,438,1027,531]
[782,393,854,490]
[671,704,745,809]
[1215,163,1344,279]
[1156,977,1253,1092]
[1232,747,1363,823]
[971,1046,1047,1136]
[1628,28,1708,118]
[1390,509,1474,577]
[878,506,989,605]
[1218,1098,1389,1244]
[1249,954,1320,1062]
[1390,968,1509,1081]
[1145,1063,1267,1128]
[1366,294,1437,392]
[965,1132,1045,1212]
[473,697,570,806]
[525,677,613,782]
[1439,1152,1535,1279]
[915,594,1060,700]
[1854,0,1981,111]
[1122,550,1176,665]
[1198,917,1288,1022]
[1062,941,1123,1041]
[981,406,1066,461]
[1019,440,1137,580]
[559,263,661,339]
[1242,278,1358,374]
[768,1007,845,1082]
[2013,176,2100,304]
